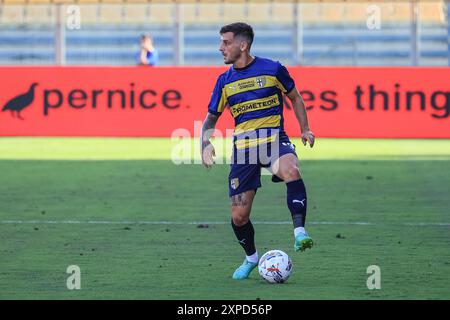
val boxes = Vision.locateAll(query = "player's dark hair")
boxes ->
[220,22,254,50]
[141,33,153,40]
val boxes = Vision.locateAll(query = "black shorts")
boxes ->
[228,135,297,197]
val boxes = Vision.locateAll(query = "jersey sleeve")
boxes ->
[207,75,227,116]
[275,62,295,94]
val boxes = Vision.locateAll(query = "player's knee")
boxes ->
[231,212,250,226]
[284,165,301,182]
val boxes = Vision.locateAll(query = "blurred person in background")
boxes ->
[138,33,159,66]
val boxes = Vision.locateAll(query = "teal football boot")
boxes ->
[294,232,314,252]
[232,259,258,280]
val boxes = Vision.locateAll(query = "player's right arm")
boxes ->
[275,62,315,148]
[201,75,227,169]
[201,113,219,169]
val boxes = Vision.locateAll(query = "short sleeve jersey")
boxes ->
[207,57,295,146]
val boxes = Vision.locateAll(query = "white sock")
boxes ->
[294,227,306,237]
[246,251,259,264]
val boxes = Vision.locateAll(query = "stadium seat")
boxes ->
[222,2,248,24]
[178,3,196,24]
[382,2,410,23]
[3,0,30,4]
[145,3,175,24]
[246,3,271,24]
[27,0,52,3]
[270,2,294,24]
[298,4,321,24]
[0,5,26,24]
[176,0,201,3]
[319,3,348,22]
[77,5,101,24]
[74,0,103,3]
[122,4,151,24]
[97,5,124,24]
[340,3,367,23]
[24,5,54,25]
[179,1,223,24]
[420,1,445,23]
[124,0,150,2]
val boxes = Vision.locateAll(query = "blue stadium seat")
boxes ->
[0,21,447,66]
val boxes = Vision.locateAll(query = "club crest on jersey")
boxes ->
[230,178,239,190]
[256,76,266,87]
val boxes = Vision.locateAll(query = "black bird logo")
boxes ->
[2,83,38,120]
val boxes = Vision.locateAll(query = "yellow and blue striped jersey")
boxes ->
[208,57,295,149]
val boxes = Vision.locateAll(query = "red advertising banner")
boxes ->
[0,66,448,138]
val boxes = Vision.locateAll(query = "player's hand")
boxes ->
[201,140,216,169]
[301,130,315,148]
[141,44,150,52]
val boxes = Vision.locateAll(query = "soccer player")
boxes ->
[201,22,315,280]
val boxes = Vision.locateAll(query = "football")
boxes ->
[258,250,293,283]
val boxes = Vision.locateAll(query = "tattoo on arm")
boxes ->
[201,113,219,149]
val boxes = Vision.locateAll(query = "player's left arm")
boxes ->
[201,112,220,169]
[286,88,315,148]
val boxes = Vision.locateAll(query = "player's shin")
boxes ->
[286,179,307,236]
[231,219,258,263]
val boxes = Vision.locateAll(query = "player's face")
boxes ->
[219,32,242,64]
[141,37,152,47]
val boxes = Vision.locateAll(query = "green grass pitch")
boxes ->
[0,138,449,299]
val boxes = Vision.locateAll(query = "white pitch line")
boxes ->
[0,220,449,226]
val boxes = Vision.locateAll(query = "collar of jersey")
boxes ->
[233,56,258,71]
